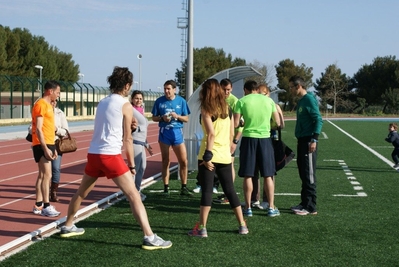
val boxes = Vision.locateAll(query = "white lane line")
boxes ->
[327,120,395,168]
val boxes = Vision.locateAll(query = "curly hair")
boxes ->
[199,79,228,119]
[107,67,133,94]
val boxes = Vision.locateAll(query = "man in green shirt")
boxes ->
[289,75,323,216]
[233,80,281,217]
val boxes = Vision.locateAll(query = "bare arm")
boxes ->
[122,102,135,174]
[233,113,241,128]
[276,104,285,129]
[200,109,215,171]
[272,110,280,129]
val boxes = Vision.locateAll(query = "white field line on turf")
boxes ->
[324,159,367,197]
[327,120,396,168]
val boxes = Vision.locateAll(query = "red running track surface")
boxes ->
[0,123,177,248]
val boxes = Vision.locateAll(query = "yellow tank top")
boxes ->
[198,114,232,164]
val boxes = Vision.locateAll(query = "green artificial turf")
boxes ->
[2,120,398,266]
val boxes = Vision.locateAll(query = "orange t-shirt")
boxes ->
[32,99,55,146]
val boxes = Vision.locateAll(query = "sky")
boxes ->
[1,0,398,92]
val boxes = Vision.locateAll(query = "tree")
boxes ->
[0,25,80,90]
[314,64,351,114]
[175,47,246,97]
[352,55,399,106]
[381,88,399,114]
[275,59,313,110]
[246,60,275,88]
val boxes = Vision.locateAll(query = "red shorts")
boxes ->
[84,154,129,179]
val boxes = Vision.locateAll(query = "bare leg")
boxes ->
[264,176,275,208]
[65,174,97,226]
[243,177,253,210]
[172,143,188,185]
[232,206,246,225]
[159,141,171,186]
[113,171,153,236]
[36,157,52,203]
[199,206,211,227]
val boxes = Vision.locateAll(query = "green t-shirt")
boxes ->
[234,93,276,138]
[226,94,238,111]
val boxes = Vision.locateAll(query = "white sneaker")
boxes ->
[193,185,201,193]
[212,187,218,194]
[259,201,269,210]
[251,200,260,208]
[42,205,61,217]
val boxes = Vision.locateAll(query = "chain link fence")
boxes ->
[0,75,163,119]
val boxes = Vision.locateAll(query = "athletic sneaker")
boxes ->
[60,225,85,238]
[213,197,229,204]
[241,201,263,209]
[41,205,61,217]
[188,223,208,237]
[267,207,280,217]
[33,204,43,215]
[294,209,318,216]
[258,202,269,210]
[243,208,253,217]
[290,204,304,213]
[251,200,260,208]
[180,187,193,196]
[193,185,201,193]
[212,187,218,194]
[142,234,173,250]
[239,225,249,235]
[393,163,399,168]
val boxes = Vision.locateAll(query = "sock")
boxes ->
[199,224,205,229]
[35,201,43,207]
[145,234,155,241]
[164,184,169,191]
[43,202,50,208]
[181,184,187,189]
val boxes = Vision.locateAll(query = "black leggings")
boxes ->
[197,160,240,208]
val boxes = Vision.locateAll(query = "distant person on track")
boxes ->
[130,90,153,201]
[289,75,323,216]
[31,80,62,217]
[151,80,192,196]
[385,122,399,168]
[60,67,172,250]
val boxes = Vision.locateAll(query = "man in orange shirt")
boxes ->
[31,80,61,217]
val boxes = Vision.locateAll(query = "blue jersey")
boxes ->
[151,95,190,129]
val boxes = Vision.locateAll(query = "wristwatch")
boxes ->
[310,139,318,143]
[233,139,239,144]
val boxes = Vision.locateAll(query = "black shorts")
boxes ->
[238,137,275,178]
[32,144,56,163]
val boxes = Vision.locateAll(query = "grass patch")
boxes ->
[2,120,399,266]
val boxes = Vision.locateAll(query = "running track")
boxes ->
[0,123,177,252]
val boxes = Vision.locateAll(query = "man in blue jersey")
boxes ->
[151,80,192,196]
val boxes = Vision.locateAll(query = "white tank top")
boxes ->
[88,94,128,155]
